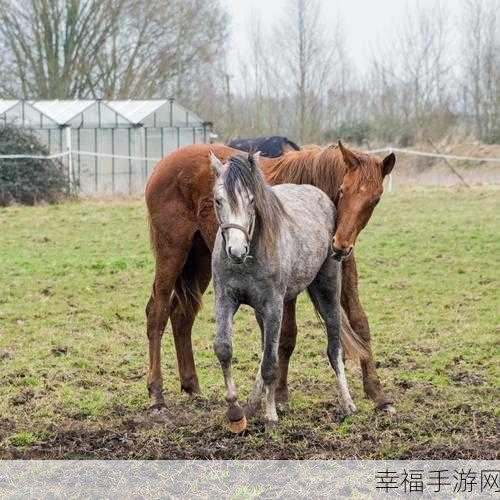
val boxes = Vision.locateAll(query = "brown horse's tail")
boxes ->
[148,215,203,316]
[172,246,203,315]
[307,289,369,361]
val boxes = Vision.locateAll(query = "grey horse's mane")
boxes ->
[223,153,285,255]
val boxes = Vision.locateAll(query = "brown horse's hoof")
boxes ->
[147,381,165,405]
[229,416,247,433]
[274,386,289,405]
[148,401,166,410]
[180,378,201,395]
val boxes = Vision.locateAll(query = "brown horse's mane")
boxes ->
[264,144,382,201]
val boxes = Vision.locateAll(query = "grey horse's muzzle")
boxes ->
[220,223,251,264]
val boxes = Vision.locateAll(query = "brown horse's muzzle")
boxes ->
[331,244,353,261]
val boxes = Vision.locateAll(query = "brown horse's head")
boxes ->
[331,142,395,260]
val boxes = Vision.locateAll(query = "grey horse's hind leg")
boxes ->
[308,260,356,415]
[258,300,284,427]
[213,296,246,432]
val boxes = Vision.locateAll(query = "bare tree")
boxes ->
[461,0,499,142]
[100,0,228,99]
[0,0,228,101]
[368,0,453,143]
[271,0,340,143]
[0,0,119,98]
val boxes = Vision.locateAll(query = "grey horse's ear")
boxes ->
[209,150,224,177]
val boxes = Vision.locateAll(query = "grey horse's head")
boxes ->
[210,151,283,263]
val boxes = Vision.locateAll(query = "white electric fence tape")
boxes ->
[1,148,499,194]
[1,148,498,164]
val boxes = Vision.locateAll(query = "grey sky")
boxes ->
[224,0,464,75]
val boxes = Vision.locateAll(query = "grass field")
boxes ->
[0,188,498,459]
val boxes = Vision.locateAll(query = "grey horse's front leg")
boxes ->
[213,295,246,433]
[253,300,283,427]
[246,311,265,417]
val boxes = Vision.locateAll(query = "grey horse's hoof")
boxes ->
[264,419,278,431]
[343,401,357,416]
[379,403,397,415]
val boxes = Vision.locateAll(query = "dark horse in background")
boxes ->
[145,142,396,413]
[228,136,300,157]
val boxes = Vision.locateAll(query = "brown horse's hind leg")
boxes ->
[341,255,394,411]
[169,234,212,394]
[275,298,297,406]
[146,229,194,406]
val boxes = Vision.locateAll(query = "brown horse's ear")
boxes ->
[338,141,359,171]
[209,150,224,177]
[381,152,396,177]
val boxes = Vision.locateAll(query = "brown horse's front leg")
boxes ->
[341,255,394,412]
[275,298,297,406]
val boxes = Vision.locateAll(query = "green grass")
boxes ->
[0,188,498,458]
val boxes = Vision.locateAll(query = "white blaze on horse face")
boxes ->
[225,186,253,261]
[215,181,253,261]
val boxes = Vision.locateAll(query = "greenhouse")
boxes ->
[0,99,212,195]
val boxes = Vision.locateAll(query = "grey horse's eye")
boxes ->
[215,198,222,207]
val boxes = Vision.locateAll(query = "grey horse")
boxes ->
[210,151,366,432]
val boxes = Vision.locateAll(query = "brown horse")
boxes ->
[145,141,396,412]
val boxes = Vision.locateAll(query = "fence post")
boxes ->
[94,128,98,193]
[128,128,132,195]
[111,128,115,194]
[144,127,148,182]
[65,126,73,195]
[388,146,394,193]
[169,98,174,127]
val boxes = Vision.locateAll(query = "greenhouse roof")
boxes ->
[0,100,20,115]
[0,99,204,128]
[30,100,95,124]
[106,100,167,124]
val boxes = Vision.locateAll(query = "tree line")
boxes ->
[0,0,498,145]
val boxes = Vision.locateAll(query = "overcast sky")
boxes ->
[223,0,465,77]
